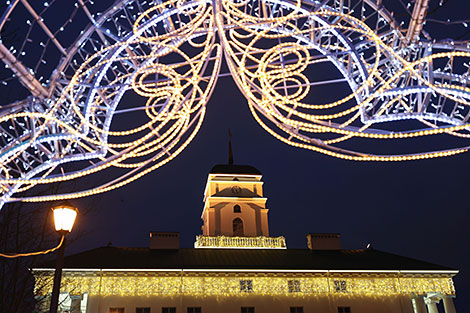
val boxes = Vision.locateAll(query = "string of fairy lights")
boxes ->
[217,0,470,161]
[194,235,287,249]
[33,271,455,297]
[1,0,470,206]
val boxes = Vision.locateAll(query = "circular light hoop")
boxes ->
[265,75,311,101]
[259,43,310,75]
[132,64,183,98]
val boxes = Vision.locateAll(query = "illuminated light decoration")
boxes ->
[52,205,78,233]
[194,235,287,249]
[33,271,456,297]
[1,0,470,208]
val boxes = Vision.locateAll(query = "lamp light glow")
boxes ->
[52,205,78,233]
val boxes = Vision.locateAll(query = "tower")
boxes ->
[195,138,286,248]
[200,163,269,237]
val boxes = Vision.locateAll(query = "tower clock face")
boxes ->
[231,186,241,194]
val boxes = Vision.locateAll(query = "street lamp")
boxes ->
[49,203,78,313]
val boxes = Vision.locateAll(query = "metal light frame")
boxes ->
[0,0,469,209]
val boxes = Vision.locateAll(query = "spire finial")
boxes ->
[228,129,234,165]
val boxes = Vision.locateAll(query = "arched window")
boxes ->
[233,218,244,236]
[233,204,241,213]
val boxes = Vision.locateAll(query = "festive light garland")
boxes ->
[0,235,64,258]
[33,271,455,297]
[1,0,470,206]
[194,235,287,249]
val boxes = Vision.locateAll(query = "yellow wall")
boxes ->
[85,294,415,313]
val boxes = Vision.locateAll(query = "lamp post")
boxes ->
[49,203,78,313]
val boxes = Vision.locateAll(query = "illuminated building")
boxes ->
[33,162,458,313]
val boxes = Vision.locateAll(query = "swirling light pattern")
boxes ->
[0,0,470,207]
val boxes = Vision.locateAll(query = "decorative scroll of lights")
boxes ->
[0,0,470,208]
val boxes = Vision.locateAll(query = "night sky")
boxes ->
[1,0,470,311]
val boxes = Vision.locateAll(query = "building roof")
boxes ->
[37,247,456,272]
[209,164,262,175]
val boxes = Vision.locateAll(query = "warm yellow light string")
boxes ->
[0,235,64,259]
[33,270,456,297]
[217,1,470,160]
[2,0,470,206]
[0,2,218,188]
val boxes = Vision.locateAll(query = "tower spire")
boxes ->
[228,129,234,165]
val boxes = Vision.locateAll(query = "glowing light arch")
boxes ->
[0,0,469,208]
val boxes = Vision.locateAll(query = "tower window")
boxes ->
[233,218,244,236]
[290,307,303,313]
[234,204,241,213]
[338,307,351,313]
[162,308,176,313]
[136,309,150,313]
[187,308,201,313]
[241,307,255,313]
[109,309,124,313]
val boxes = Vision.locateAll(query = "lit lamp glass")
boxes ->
[52,205,78,233]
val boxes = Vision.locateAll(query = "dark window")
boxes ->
[109,309,124,313]
[233,177,239,181]
[241,307,255,313]
[290,307,303,313]
[187,308,201,313]
[162,308,176,313]
[233,218,244,236]
[240,280,253,292]
[338,307,351,313]
[136,309,150,313]
[234,204,241,213]
[288,280,301,293]
[334,280,347,292]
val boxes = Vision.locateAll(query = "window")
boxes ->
[288,280,301,293]
[334,280,347,292]
[109,309,124,313]
[162,308,175,313]
[338,307,351,313]
[234,204,241,213]
[290,307,303,313]
[136,309,150,313]
[240,279,253,292]
[241,307,255,313]
[233,218,244,236]
[187,308,201,313]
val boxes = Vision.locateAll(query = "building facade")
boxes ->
[33,164,458,313]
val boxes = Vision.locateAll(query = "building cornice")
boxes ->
[32,268,459,275]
